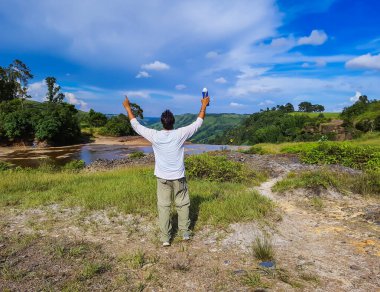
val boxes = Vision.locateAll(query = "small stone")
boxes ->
[350,265,360,270]
[233,269,248,276]
[223,260,231,265]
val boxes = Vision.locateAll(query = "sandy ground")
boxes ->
[1,153,379,291]
[91,135,152,146]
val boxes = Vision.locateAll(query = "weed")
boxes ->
[310,197,324,210]
[62,160,85,172]
[0,161,13,171]
[299,272,320,284]
[130,151,145,159]
[242,272,269,288]
[171,261,190,272]
[79,262,110,280]
[252,236,274,261]
[241,145,268,155]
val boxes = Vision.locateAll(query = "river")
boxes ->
[0,143,247,168]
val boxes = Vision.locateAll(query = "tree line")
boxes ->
[0,59,143,146]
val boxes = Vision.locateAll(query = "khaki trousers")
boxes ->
[156,177,190,242]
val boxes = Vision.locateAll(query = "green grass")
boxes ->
[0,166,273,227]
[273,170,380,196]
[252,236,274,261]
[254,133,380,154]
[289,112,340,119]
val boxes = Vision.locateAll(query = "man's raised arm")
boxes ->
[198,96,210,120]
[123,96,156,143]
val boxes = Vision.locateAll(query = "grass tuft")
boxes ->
[252,236,274,261]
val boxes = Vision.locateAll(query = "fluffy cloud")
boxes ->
[65,92,88,110]
[349,91,362,102]
[258,100,275,106]
[28,80,47,101]
[215,77,227,84]
[175,84,186,90]
[136,71,151,78]
[230,102,244,107]
[141,61,170,71]
[298,30,328,45]
[345,53,380,70]
[205,51,220,58]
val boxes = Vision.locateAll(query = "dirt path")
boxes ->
[254,176,380,291]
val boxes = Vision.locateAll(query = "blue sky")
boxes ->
[1,0,379,116]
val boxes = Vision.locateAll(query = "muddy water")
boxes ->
[0,144,246,168]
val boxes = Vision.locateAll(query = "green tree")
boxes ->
[298,101,313,112]
[35,103,81,145]
[0,59,33,103]
[88,109,108,127]
[100,114,134,136]
[45,77,65,103]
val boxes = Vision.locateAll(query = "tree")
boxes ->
[298,101,313,112]
[0,59,33,102]
[45,77,65,103]
[88,109,108,127]
[100,114,134,136]
[313,104,325,112]
[283,103,295,113]
[130,102,144,119]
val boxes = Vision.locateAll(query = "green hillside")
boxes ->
[147,113,247,143]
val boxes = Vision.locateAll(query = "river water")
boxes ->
[0,144,247,168]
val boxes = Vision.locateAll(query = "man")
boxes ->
[123,95,210,246]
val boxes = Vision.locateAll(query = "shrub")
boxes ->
[273,170,380,197]
[62,160,85,172]
[185,153,248,182]
[241,145,268,155]
[99,114,133,137]
[129,151,145,159]
[0,161,13,171]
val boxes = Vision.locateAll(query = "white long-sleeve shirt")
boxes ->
[130,117,203,180]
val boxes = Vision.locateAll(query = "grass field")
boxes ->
[0,166,273,228]
[289,112,340,119]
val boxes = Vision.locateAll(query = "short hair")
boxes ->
[161,110,175,130]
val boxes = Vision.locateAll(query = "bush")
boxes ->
[0,161,13,171]
[273,170,380,196]
[99,114,133,137]
[62,160,85,172]
[241,145,268,155]
[185,153,263,183]
[300,142,380,170]
[129,151,145,159]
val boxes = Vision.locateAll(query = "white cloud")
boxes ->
[28,80,47,101]
[301,62,310,68]
[230,102,244,107]
[345,53,380,70]
[315,59,327,67]
[258,100,275,106]
[65,92,88,110]
[215,77,227,84]
[136,71,151,78]
[237,67,271,79]
[141,61,170,71]
[349,91,362,102]
[124,90,150,99]
[298,30,328,46]
[206,51,220,58]
[175,84,186,90]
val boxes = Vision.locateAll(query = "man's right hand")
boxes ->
[201,96,210,108]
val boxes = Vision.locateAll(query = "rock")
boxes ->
[233,269,248,276]
[350,265,360,270]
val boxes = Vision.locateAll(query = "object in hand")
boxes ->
[202,87,209,106]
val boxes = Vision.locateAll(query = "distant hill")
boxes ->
[147,113,247,143]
